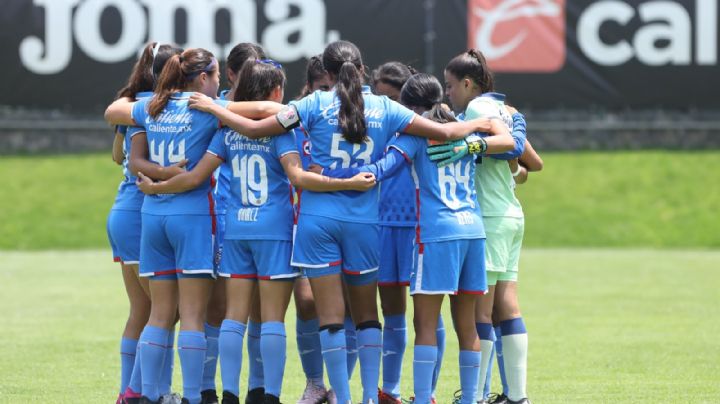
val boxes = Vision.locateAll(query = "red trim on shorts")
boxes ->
[457,289,487,295]
[329,260,342,267]
[417,242,425,254]
[415,189,422,244]
[208,176,217,235]
[154,269,182,276]
[113,256,122,263]
[228,274,258,279]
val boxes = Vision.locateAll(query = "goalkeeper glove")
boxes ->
[427,134,487,167]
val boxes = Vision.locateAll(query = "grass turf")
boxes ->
[1,151,719,250]
[1,249,718,403]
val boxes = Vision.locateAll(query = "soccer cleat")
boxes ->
[487,394,508,404]
[326,389,337,404]
[507,399,530,404]
[201,389,220,404]
[123,388,143,404]
[140,397,161,404]
[400,397,435,404]
[245,388,266,404]
[159,393,183,404]
[296,380,328,404]
[263,394,282,404]
[451,389,463,404]
[222,391,241,404]
[378,389,401,404]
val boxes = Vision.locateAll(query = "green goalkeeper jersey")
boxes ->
[464,94,524,219]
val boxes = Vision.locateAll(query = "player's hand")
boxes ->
[428,135,487,167]
[188,92,215,112]
[136,172,156,194]
[163,159,188,179]
[308,164,323,174]
[347,172,376,191]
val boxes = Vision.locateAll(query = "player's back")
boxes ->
[132,92,227,215]
[291,86,415,223]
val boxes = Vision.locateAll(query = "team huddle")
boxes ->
[104,39,543,404]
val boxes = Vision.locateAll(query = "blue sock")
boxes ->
[357,325,382,404]
[138,326,170,401]
[476,322,495,402]
[495,326,509,395]
[344,317,358,379]
[260,322,287,398]
[178,330,207,404]
[431,314,446,395]
[247,320,264,390]
[459,350,481,404]
[120,337,138,394]
[296,317,324,381]
[219,320,246,397]
[413,345,437,404]
[159,329,175,396]
[202,323,220,392]
[127,341,142,394]
[483,331,496,399]
[382,314,406,398]
[319,327,351,403]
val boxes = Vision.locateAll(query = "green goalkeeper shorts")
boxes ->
[483,216,524,286]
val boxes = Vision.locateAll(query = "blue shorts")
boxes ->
[410,238,487,295]
[107,209,141,265]
[213,213,225,271]
[139,213,215,280]
[220,239,300,280]
[292,214,378,286]
[378,225,415,287]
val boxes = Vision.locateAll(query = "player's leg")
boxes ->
[292,214,352,404]
[201,216,226,404]
[246,283,265,404]
[475,284,497,403]
[492,217,527,404]
[411,294,443,404]
[217,240,256,404]
[294,277,329,404]
[343,222,382,404]
[378,226,409,403]
[255,240,300,403]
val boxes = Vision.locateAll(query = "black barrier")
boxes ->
[0,0,718,113]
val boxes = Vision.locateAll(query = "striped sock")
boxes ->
[413,345,437,404]
[296,317,324,383]
[120,337,138,394]
[138,326,169,402]
[475,323,494,402]
[319,327,351,403]
[459,350,481,404]
[500,318,528,402]
[344,317,358,379]
[177,330,207,404]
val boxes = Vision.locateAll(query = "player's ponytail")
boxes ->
[445,49,495,93]
[401,73,456,124]
[323,41,367,144]
[372,61,415,94]
[148,48,217,118]
[115,42,156,100]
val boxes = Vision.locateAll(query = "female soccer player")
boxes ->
[370,61,445,404]
[103,47,250,404]
[206,42,268,404]
[135,59,375,404]
[186,40,512,404]
[108,42,185,404]
[319,72,519,404]
[440,49,540,404]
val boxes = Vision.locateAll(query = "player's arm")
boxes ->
[490,109,527,160]
[137,152,222,194]
[112,130,124,165]
[405,114,513,151]
[188,93,286,138]
[280,152,376,192]
[509,159,529,184]
[519,139,543,172]
[319,147,409,183]
[104,97,136,126]
[128,132,188,180]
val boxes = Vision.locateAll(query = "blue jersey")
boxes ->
[379,133,416,227]
[391,135,485,243]
[212,90,233,215]
[131,92,228,215]
[207,127,298,240]
[290,86,415,223]
[112,91,154,211]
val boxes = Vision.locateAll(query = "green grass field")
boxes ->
[1,151,719,250]
[1,249,719,403]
